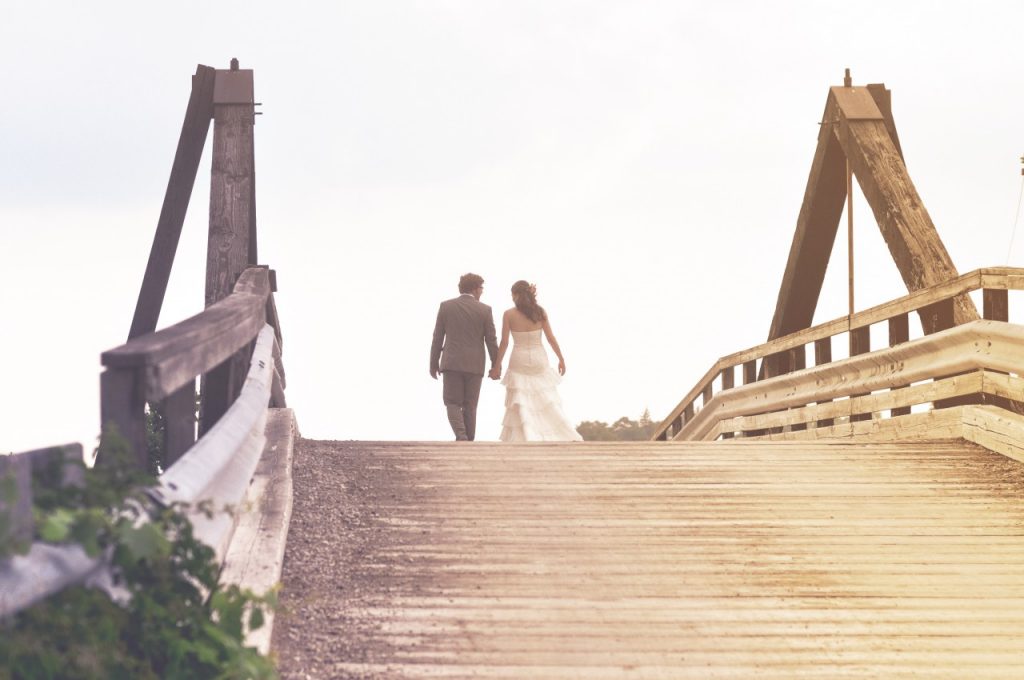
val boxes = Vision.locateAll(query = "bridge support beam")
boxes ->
[201,61,257,435]
[767,78,977,353]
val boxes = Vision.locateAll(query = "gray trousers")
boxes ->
[442,370,483,441]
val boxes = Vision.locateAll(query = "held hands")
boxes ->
[489,365,501,381]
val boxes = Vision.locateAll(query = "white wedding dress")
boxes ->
[500,329,583,442]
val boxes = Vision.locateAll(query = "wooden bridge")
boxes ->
[4,64,1024,678]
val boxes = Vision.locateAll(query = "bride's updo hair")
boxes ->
[511,280,547,323]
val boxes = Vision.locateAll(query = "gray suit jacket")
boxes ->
[430,294,499,376]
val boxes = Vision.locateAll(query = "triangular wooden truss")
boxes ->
[768,77,977,343]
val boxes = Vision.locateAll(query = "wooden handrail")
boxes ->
[652,267,1024,441]
[102,267,270,400]
[100,266,283,467]
[678,320,1024,441]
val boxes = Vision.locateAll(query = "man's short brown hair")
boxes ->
[458,273,484,294]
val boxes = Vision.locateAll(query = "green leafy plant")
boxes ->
[0,426,278,680]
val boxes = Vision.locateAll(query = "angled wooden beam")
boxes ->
[767,81,977,351]
[866,83,903,160]
[766,96,848,341]
[128,64,216,341]
[831,86,978,332]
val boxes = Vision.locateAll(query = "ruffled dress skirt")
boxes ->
[499,330,583,442]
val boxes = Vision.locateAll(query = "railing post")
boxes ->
[983,289,1009,322]
[743,360,757,385]
[920,298,955,334]
[100,368,147,469]
[719,367,735,439]
[849,326,872,422]
[201,61,257,435]
[163,380,197,467]
[888,314,911,416]
[813,337,834,428]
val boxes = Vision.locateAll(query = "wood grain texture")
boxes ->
[203,101,256,431]
[206,105,254,307]
[835,116,977,330]
[101,286,266,401]
[128,64,216,341]
[99,368,147,468]
[273,439,1024,678]
[767,96,848,341]
[674,320,1024,442]
[221,408,296,654]
[652,269,1024,442]
[163,379,196,466]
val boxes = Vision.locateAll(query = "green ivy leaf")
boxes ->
[118,521,170,561]
[69,509,108,557]
[248,605,265,631]
[38,508,75,543]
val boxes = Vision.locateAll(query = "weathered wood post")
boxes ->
[200,59,257,435]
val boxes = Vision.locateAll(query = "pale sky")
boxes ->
[3,1,1023,453]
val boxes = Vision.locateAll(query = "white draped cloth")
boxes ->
[499,330,583,442]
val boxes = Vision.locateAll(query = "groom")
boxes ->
[430,273,500,441]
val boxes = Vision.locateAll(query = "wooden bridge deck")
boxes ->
[272,439,1024,678]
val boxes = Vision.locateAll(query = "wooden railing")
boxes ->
[100,265,285,469]
[652,267,1024,444]
[1,64,293,631]
[2,267,288,617]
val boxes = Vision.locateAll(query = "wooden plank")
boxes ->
[101,287,266,401]
[99,368,147,469]
[652,270,1022,442]
[866,83,904,159]
[742,360,756,385]
[206,103,255,307]
[720,366,734,391]
[153,325,276,561]
[1,443,84,542]
[203,90,256,433]
[849,326,872,422]
[920,297,956,333]
[984,288,1009,322]
[273,437,1024,677]
[721,371,986,435]
[128,64,216,341]
[766,96,848,341]
[833,113,977,330]
[813,337,834,427]
[0,452,33,547]
[655,268,1021,441]
[724,269,992,369]
[889,313,912,416]
[961,405,1024,464]
[221,408,295,653]
[163,379,196,467]
[675,320,1024,442]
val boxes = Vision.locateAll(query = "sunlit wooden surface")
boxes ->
[274,440,1024,679]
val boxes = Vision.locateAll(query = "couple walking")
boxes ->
[429,273,583,442]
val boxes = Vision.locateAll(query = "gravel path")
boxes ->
[270,439,421,679]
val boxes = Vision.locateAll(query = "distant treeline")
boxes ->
[576,410,659,441]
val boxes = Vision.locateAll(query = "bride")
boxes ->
[489,281,583,442]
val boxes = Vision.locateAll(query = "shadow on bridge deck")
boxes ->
[272,439,1024,679]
